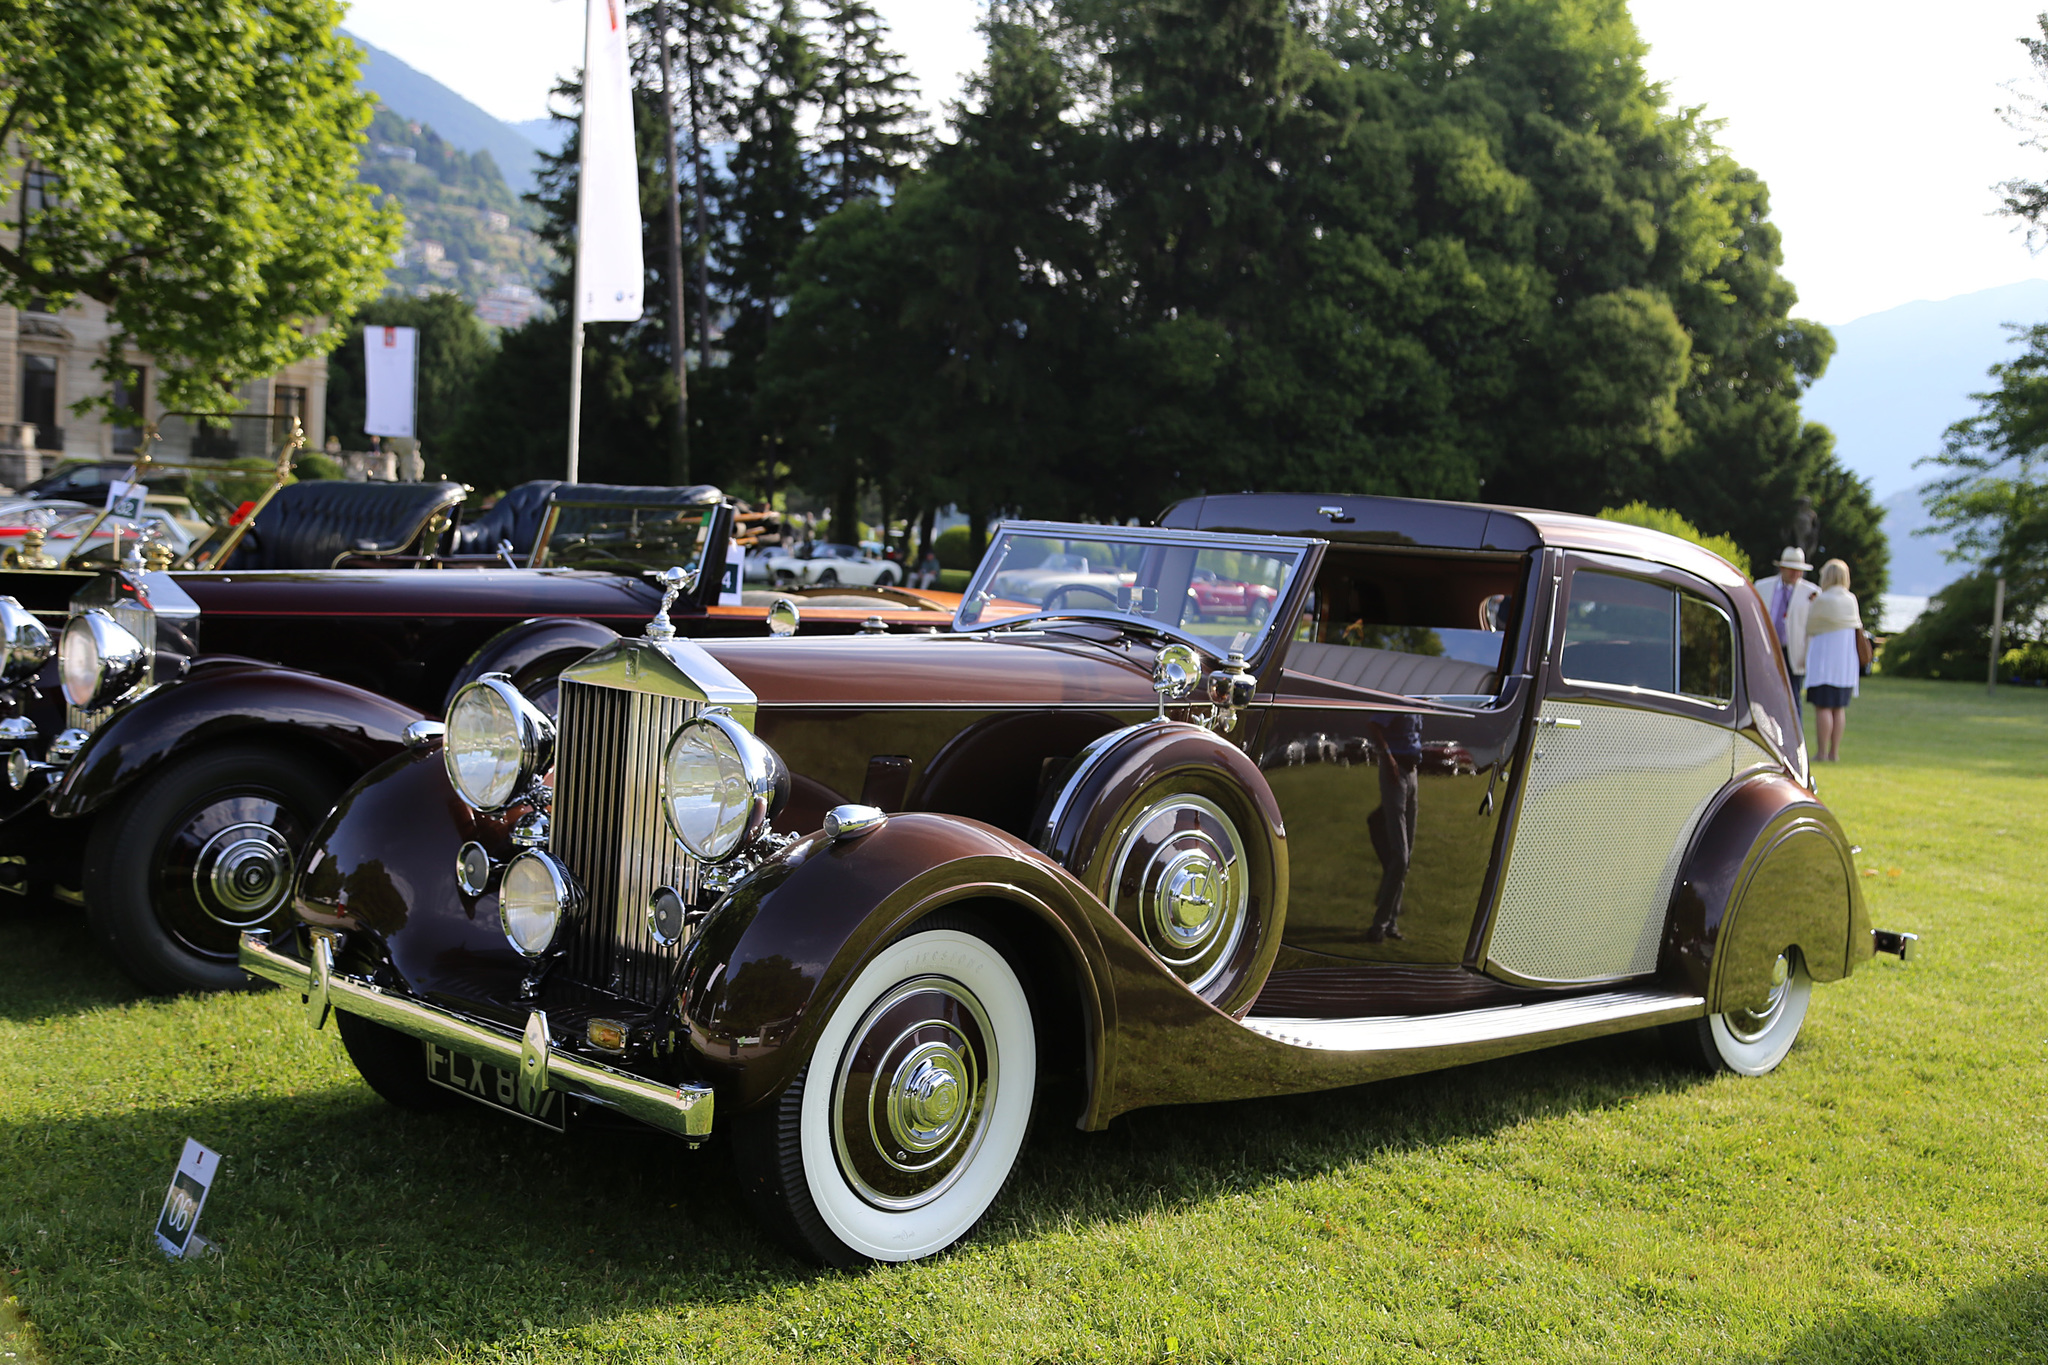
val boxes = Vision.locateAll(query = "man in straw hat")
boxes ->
[1754,546,1821,696]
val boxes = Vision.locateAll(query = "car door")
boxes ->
[1479,552,1766,986]
[1255,546,1538,964]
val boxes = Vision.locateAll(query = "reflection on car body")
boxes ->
[243,493,1916,1269]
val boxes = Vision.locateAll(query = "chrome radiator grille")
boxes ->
[66,601,154,734]
[553,677,702,1002]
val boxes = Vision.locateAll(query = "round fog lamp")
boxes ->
[498,850,582,957]
[444,675,554,811]
[58,610,148,709]
[660,712,788,862]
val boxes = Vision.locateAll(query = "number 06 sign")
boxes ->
[154,1138,221,1259]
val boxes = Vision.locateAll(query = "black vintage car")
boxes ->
[0,483,950,995]
[244,495,1915,1266]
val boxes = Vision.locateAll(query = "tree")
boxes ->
[1922,322,2048,581]
[814,0,926,211]
[1995,12,2048,247]
[0,0,399,414]
[324,293,495,462]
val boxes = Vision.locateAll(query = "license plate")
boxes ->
[424,1041,567,1131]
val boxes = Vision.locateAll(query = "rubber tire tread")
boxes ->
[83,743,340,995]
[335,1010,463,1113]
[730,910,1033,1267]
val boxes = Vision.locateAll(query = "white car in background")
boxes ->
[758,541,902,587]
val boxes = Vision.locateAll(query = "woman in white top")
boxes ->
[1802,559,1861,762]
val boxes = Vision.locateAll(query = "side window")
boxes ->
[1561,570,1734,705]
[1679,593,1733,702]
[1284,551,1521,699]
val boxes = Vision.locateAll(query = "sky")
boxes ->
[341,0,2048,326]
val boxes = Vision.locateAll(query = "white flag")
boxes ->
[576,0,643,324]
[362,325,418,439]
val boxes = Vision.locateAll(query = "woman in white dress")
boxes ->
[1803,559,1861,762]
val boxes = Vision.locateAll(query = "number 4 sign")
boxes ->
[154,1138,221,1259]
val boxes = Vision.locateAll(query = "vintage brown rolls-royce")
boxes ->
[243,494,1914,1266]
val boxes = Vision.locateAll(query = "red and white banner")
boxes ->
[576,0,644,324]
[363,325,418,439]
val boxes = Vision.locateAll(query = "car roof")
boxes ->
[1158,493,1747,592]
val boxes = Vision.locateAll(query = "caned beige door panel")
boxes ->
[1487,699,1735,985]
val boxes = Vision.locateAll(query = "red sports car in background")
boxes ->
[1187,567,1279,621]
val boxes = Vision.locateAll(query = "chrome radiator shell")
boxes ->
[548,635,758,1004]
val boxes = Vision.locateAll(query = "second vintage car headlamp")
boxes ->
[444,675,554,811]
[660,711,789,862]
[58,609,148,709]
[0,597,53,684]
[498,849,582,956]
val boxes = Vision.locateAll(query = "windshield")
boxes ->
[531,496,721,574]
[955,522,1315,658]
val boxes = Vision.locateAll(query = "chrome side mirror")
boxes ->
[767,597,800,638]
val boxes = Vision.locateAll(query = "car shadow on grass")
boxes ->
[0,895,147,1022]
[994,1025,1707,1242]
[1771,1271,2048,1364]
[1,1024,1711,1361]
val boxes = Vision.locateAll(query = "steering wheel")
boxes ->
[1041,582,1119,612]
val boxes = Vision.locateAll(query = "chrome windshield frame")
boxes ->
[952,520,1323,660]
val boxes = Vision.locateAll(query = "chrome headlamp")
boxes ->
[498,849,583,957]
[444,674,554,812]
[58,609,148,709]
[0,598,52,684]
[660,711,788,862]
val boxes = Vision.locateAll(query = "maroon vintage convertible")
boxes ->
[243,494,1915,1265]
[0,484,950,994]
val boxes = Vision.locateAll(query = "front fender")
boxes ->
[47,659,425,821]
[1665,771,1869,1012]
[442,617,620,714]
[680,813,1117,1122]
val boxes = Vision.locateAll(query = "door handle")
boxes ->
[1537,716,1582,729]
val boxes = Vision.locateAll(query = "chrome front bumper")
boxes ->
[239,929,714,1142]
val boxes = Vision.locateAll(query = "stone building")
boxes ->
[2,152,328,488]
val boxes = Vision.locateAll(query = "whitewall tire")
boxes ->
[737,922,1036,1265]
[1672,949,1813,1076]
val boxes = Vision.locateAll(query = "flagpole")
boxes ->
[566,315,584,483]
[567,0,595,484]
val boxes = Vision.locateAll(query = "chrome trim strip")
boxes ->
[1242,989,1703,1052]
[240,930,714,1140]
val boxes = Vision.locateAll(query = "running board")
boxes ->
[1243,989,1704,1053]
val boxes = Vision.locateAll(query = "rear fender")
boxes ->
[442,617,621,714]
[47,660,424,821]
[680,813,1117,1124]
[1665,771,1869,1012]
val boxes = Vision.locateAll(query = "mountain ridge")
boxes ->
[347,33,547,193]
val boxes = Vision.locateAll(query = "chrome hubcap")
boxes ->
[193,822,294,927]
[1108,793,1248,994]
[887,1043,968,1152]
[832,976,995,1211]
[1726,952,1794,1043]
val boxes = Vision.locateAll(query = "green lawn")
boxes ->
[3,676,2044,1363]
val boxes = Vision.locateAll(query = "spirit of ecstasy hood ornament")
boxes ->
[643,565,694,642]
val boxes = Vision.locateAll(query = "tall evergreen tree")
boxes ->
[815,0,926,211]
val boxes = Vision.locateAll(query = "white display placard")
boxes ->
[153,1138,221,1259]
[719,541,744,605]
[575,0,644,323]
[103,479,145,519]
[363,325,419,439]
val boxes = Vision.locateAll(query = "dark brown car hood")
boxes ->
[699,629,1161,708]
